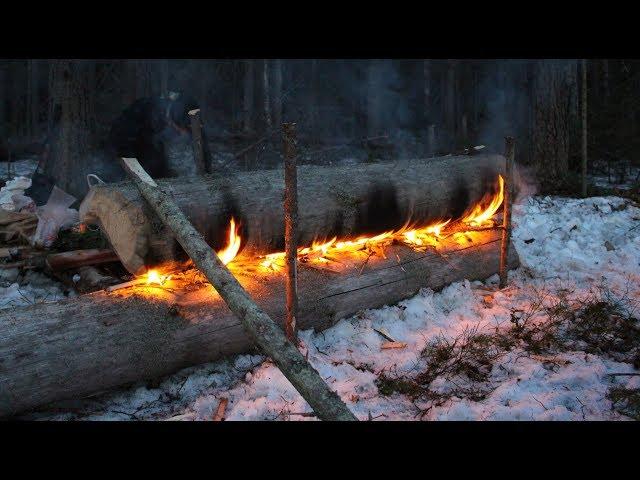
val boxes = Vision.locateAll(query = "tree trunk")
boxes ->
[0,226,518,418]
[80,154,507,274]
[423,59,432,123]
[27,59,39,138]
[45,60,93,199]
[262,59,272,131]
[160,59,169,97]
[272,59,283,128]
[532,60,575,182]
[445,60,457,148]
[243,60,254,135]
[367,60,382,137]
[0,62,6,140]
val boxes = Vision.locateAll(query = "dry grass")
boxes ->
[376,282,640,416]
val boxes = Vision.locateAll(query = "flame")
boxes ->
[145,269,172,285]
[259,175,505,271]
[461,175,504,227]
[217,217,242,265]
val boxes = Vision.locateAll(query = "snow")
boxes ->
[20,194,640,421]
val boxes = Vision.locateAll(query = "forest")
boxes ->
[1,59,638,199]
[1,59,639,422]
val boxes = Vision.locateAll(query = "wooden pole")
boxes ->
[581,59,588,198]
[499,137,515,289]
[119,157,357,421]
[282,123,299,342]
[188,109,206,174]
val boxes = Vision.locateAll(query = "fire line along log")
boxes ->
[0,154,519,417]
[80,154,508,275]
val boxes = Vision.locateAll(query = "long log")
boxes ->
[118,157,357,421]
[80,154,506,274]
[0,228,518,417]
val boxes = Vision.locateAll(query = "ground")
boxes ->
[3,158,640,421]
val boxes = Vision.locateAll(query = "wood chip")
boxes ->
[212,397,229,421]
[373,327,396,342]
[381,341,407,350]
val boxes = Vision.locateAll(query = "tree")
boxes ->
[532,60,577,183]
[272,59,283,128]
[45,60,94,198]
[262,59,272,130]
[243,60,254,135]
[367,59,382,137]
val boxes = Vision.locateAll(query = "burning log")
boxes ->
[0,228,518,418]
[117,157,357,421]
[80,154,507,275]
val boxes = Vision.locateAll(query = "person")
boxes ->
[108,92,212,178]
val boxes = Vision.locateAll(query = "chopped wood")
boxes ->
[45,248,119,271]
[381,341,407,350]
[212,397,229,421]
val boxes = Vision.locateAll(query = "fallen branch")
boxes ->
[212,397,229,421]
[119,157,357,422]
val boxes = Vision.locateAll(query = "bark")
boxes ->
[282,123,299,341]
[499,137,515,288]
[80,154,507,274]
[0,227,518,418]
[118,157,357,421]
[532,60,575,182]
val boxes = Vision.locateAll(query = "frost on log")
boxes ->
[80,154,507,274]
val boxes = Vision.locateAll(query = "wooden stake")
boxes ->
[581,59,588,198]
[282,122,299,342]
[119,157,357,422]
[499,137,515,289]
[188,109,206,174]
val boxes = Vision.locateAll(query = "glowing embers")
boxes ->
[145,269,172,285]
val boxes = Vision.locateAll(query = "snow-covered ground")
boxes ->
[10,193,640,421]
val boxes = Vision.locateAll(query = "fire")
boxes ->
[216,217,242,265]
[145,269,172,285]
[259,174,505,271]
[461,175,504,227]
